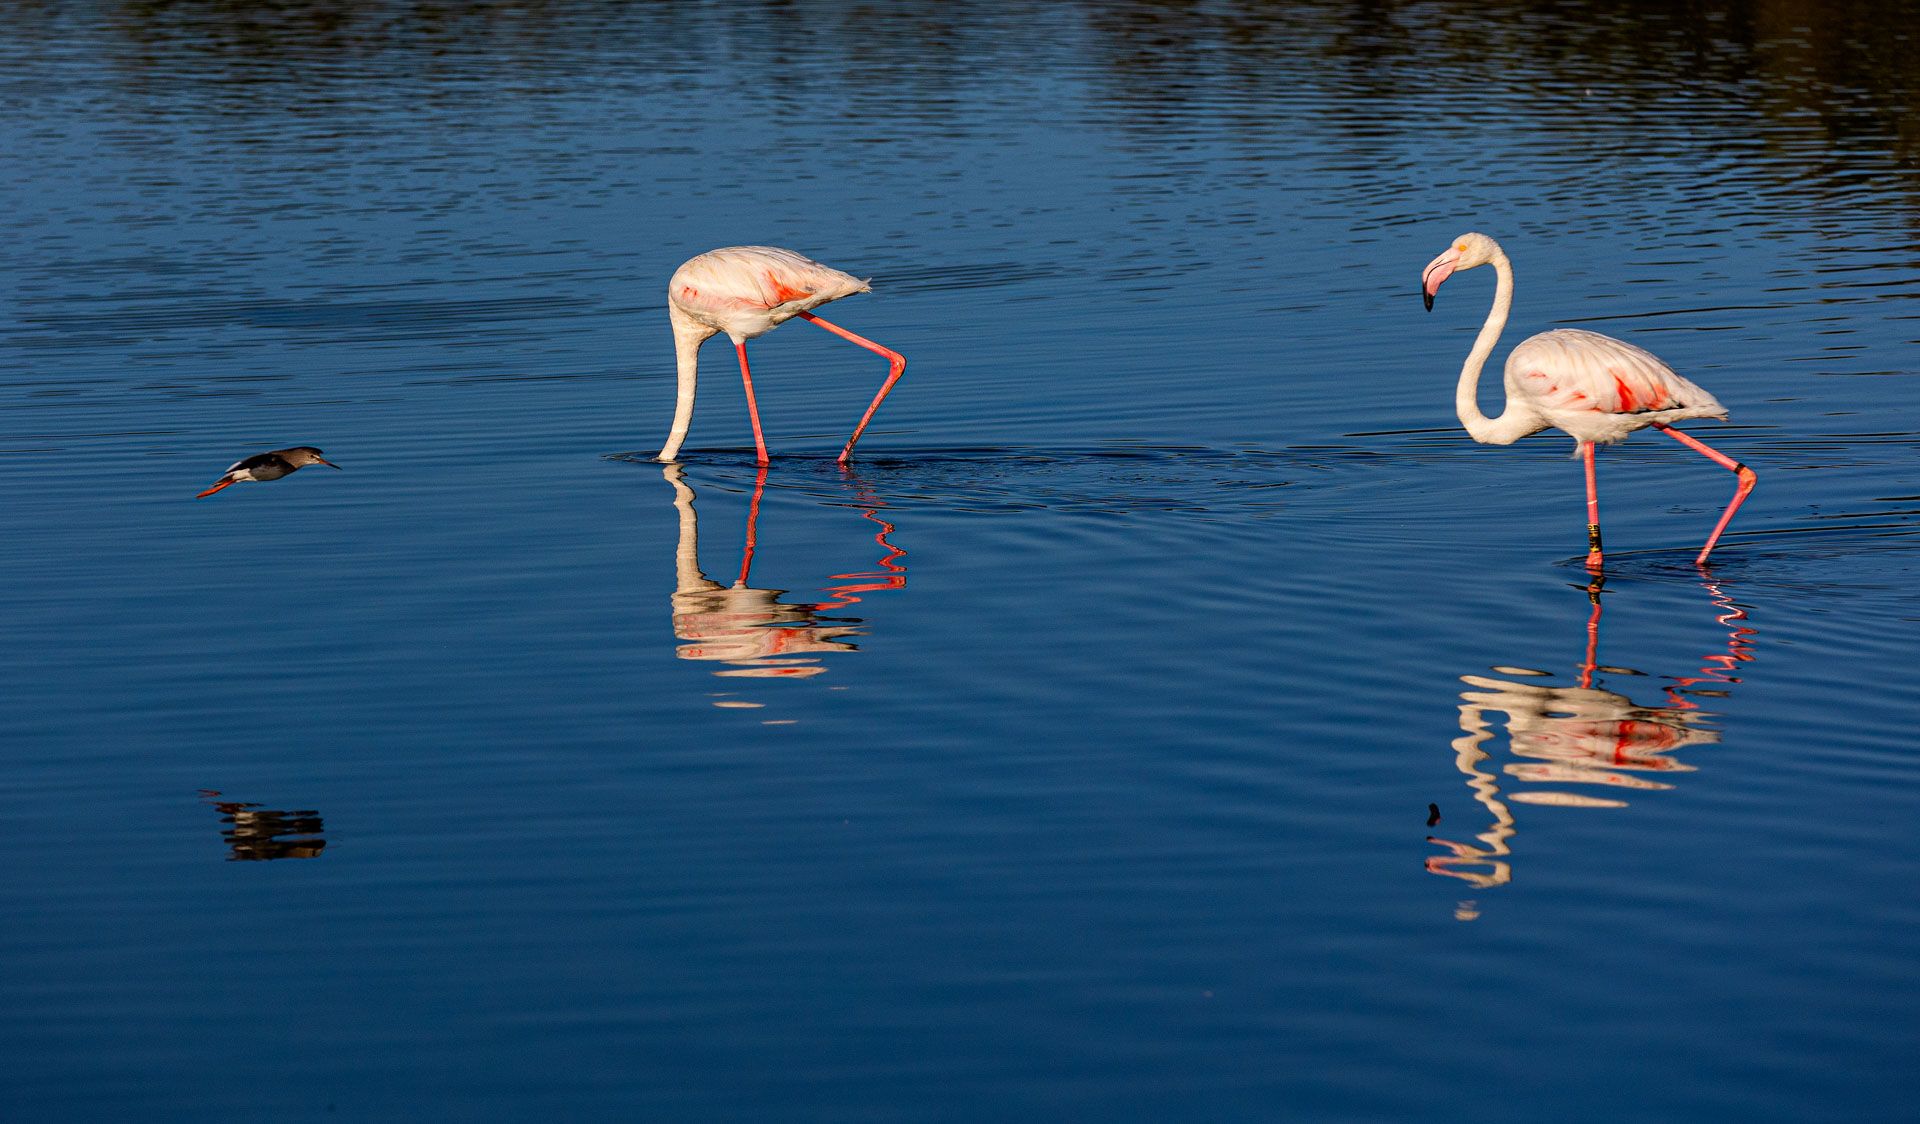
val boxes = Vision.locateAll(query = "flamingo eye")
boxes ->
[1455,243,1468,252]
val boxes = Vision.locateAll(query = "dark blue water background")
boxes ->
[2,2,1917,1119]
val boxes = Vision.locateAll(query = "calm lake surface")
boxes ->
[3,1,1918,1118]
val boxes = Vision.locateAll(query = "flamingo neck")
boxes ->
[1454,247,1538,446]
[658,307,716,462]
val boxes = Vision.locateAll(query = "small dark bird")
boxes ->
[196,446,340,498]
[1426,803,1442,827]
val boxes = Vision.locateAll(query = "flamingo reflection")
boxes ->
[665,464,906,683]
[1426,578,1756,894]
[199,790,327,861]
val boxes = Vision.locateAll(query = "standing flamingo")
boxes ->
[1421,232,1756,567]
[656,246,906,465]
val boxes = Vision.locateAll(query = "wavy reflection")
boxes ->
[1427,578,1756,895]
[665,464,906,685]
[199,790,327,861]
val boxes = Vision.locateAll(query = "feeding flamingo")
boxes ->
[1421,232,1756,568]
[657,246,906,465]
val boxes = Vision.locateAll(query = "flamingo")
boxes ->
[657,246,907,465]
[1421,232,1756,568]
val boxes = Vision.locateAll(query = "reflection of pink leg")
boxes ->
[1654,424,1756,566]
[797,311,906,464]
[1666,579,1758,708]
[737,342,769,466]
[1582,442,1604,570]
[1579,576,1604,690]
[816,510,909,609]
[736,465,769,587]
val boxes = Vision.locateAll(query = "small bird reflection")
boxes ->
[199,790,327,861]
[1426,577,1756,898]
[196,446,341,498]
[665,464,906,685]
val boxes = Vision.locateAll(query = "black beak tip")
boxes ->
[1422,291,1434,312]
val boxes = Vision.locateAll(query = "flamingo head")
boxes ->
[1422,232,1499,311]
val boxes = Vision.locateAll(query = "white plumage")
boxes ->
[1504,328,1725,448]
[669,246,870,341]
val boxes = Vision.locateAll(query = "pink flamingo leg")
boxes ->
[795,311,907,464]
[1582,442,1603,571]
[1653,424,1757,566]
[735,342,770,466]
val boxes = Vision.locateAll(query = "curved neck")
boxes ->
[658,308,715,462]
[1454,248,1535,446]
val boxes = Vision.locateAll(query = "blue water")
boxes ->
[3,2,1918,1119]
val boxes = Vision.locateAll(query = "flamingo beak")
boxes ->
[1422,248,1460,311]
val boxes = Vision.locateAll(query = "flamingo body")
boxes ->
[657,246,904,465]
[1422,232,1755,567]
[669,246,869,342]
[1500,328,1726,448]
